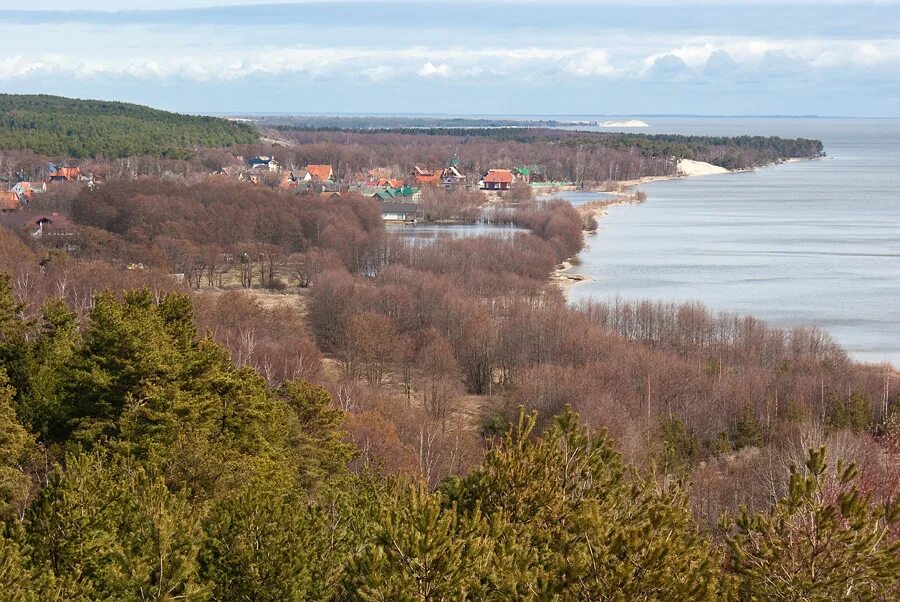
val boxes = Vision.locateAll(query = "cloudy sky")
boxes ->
[1,1,899,116]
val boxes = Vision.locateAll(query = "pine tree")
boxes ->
[200,484,353,601]
[726,446,900,601]
[731,406,763,450]
[26,452,207,600]
[443,407,724,600]
[21,299,79,441]
[279,380,356,489]
[0,274,34,415]
[0,370,32,521]
[350,484,491,601]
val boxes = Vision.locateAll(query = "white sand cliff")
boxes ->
[676,159,730,176]
[600,119,649,128]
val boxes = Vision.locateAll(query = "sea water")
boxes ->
[564,118,899,365]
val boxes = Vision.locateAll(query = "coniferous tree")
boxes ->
[0,371,32,521]
[443,408,725,600]
[350,484,491,601]
[26,453,207,600]
[726,447,900,601]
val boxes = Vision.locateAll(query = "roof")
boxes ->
[415,172,440,185]
[49,166,81,181]
[32,213,73,227]
[373,189,398,201]
[0,192,20,211]
[442,166,465,179]
[483,169,514,184]
[306,164,333,180]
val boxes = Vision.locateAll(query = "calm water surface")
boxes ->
[387,222,525,242]
[566,118,899,366]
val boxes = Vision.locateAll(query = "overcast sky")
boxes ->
[1,1,898,116]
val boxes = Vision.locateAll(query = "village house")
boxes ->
[320,180,341,193]
[381,202,424,223]
[515,165,547,183]
[11,181,46,198]
[412,166,441,186]
[377,178,405,188]
[278,171,301,191]
[514,166,531,184]
[31,213,76,238]
[482,168,514,191]
[370,185,419,203]
[441,165,466,190]
[305,164,334,181]
[48,165,81,183]
[247,156,281,171]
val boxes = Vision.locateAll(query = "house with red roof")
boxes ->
[481,168,514,191]
[48,166,81,183]
[305,164,334,181]
[412,166,441,186]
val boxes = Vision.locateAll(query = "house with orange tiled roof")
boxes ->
[48,166,81,183]
[278,171,302,191]
[412,166,440,186]
[10,181,45,204]
[305,164,334,181]
[481,168,514,191]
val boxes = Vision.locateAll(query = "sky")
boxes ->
[0,1,899,116]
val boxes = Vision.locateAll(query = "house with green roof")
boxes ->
[514,165,546,184]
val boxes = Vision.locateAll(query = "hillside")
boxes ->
[0,94,258,159]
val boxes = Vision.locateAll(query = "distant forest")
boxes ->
[274,127,824,182]
[0,95,258,159]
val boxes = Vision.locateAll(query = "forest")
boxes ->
[273,127,824,183]
[0,95,258,159]
[0,167,897,599]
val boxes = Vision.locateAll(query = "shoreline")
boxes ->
[550,156,820,295]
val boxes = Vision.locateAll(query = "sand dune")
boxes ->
[676,159,730,176]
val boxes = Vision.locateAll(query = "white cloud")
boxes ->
[1,37,899,84]
[566,50,616,76]
[417,62,452,78]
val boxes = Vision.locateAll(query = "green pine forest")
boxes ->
[0,275,897,601]
[0,95,258,159]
